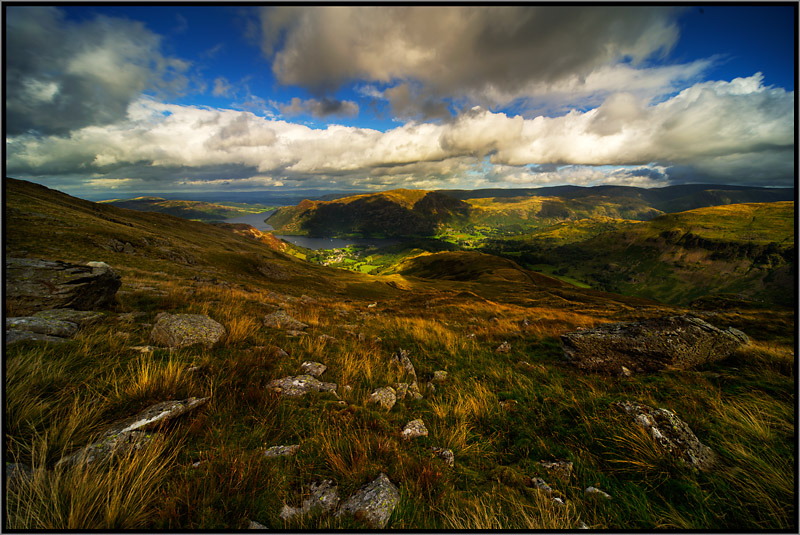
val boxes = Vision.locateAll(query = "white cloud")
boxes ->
[7,74,794,192]
[213,77,233,97]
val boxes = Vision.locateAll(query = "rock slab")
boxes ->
[263,310,308,331]
[561,315,749,374]
[280,480,339,521]
[614,400,716,470]
[401,419,428,441]
[368,387,397,411]
[150,313,226,348]
[264,444,300,458]
[336,473,399,529]
[6,258,121,315]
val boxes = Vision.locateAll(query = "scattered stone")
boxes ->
[495,341,511,353]
[117,311,146,322]
[299,295,318,305]
[130,345,157,353]
[248,520,268,529]
[407,381,423,401]
[317,334,337,344]
[432,446,455,467]
[300,361,327,377]
[620,366,632,377]
[263,310,308,331]
[105,397,210,436]
[530,477,553,494]
[6,329,70,345]
[401,419,428,441]
[264,444,300,458]
[150,313,226,348]
[551,497,567,507]
[614,400,716,470]
[280,480,339,521]
[5,258,121,315]
[367,302,377,308]
[518,361,546,373]
[368,387,397,411]
[191,460,206,468]
[286,330,308,337]
[184,365,202,373]
[391,349,418,382]
[343,385,353,394]
[57,430,156,467]
[336,473,399,529]
[585,486,612,499]
[561,315,750,374]
[432,370,448,383]
[538,460,573,482]
[393,383,409,400]
[267,375,338,397]
[426,382,436,393]
[500,399,518,410]
[578,521,590,529]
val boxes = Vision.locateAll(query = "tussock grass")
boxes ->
[7,434,177,530]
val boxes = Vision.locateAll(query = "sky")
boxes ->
[4,4,796,200]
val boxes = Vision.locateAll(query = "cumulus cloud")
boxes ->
[258,6,695,115]
[278,97,359,118]
[5,6,192,136]
[7,74,794,194]
[213,77,233,97]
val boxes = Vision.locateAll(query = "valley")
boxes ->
[3,177,795,530]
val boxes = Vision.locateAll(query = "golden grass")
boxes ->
[7,434,178,530]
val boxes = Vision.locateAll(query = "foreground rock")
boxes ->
[336,473,399,529]
[614,400,716,470]
[6,258,121,315]
[263,310,308,331]
[150,313,226,348]
[57,397,208,467]
[267,375,338,397]
[280,480,339,521]
[6,316,78,338]
[6,329,71,345]
[561,315,749,375]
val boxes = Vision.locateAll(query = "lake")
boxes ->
[223,211,399,250]
[223,210,275,231]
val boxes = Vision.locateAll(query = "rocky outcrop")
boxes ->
[561,315,749,375]
[6,316,79,338]
[614,400,716,470]
[267,375,337,397]
[57,397,208,467]
[280,480,339,521]
[432,446,454,467]
[391,349,423,400]
[6,308,106,345]
[150,313,226,348]
[585,486,612,499]
[5,258,121,315]
[336,473,399,529]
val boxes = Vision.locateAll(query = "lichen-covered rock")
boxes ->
[432,370,448,383]
[336,473,399,529]
[264,444,300,458]
[300,361,327,377]
[401,419,428,441]
[5,258,121,315]
[267,375,338,397]
[368,386,397,411]
[263,310,308,330]
[317,334,337,344]
[432,446,454,467]
[538,460,573,482]
[393,383,409,400]
[248,520,268,529]
[6,316,78,337]
[391,349,417,381]
[32,308,105,326]
[530,477,553,493]
[614,400,716,470]
[150,313,226,348]
[561,315,749,375]
[280,480,339,521]
[57,430,156,467]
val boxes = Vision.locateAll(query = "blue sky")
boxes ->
[5,5,796,199]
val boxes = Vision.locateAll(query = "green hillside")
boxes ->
[101,197,276,222]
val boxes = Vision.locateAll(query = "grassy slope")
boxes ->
[100,197,276,222]
[4,178,795,530]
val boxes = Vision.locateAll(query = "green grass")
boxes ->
[4,178,796,531]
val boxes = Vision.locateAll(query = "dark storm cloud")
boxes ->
[259,6,682,107]
[5,6,191,136]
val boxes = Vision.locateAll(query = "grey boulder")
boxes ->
[336,473,399,529]
[150,313,226,348]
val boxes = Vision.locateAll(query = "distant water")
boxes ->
[223,211,275,231]
[274,236,400,251]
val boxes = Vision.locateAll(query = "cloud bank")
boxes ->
[7,74,794,193]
